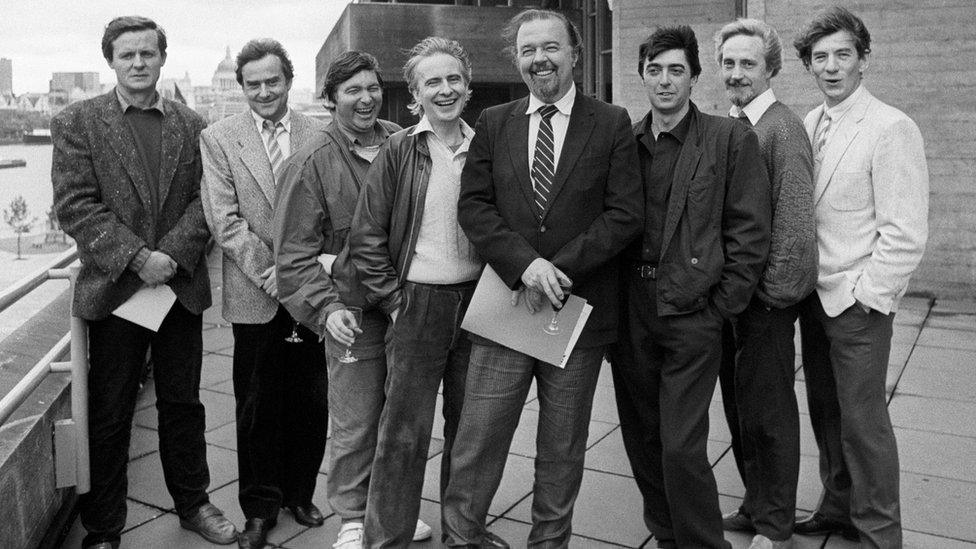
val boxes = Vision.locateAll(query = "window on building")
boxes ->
[581,0,611,102]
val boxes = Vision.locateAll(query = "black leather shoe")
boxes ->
[284,503,325,527]
[482,531,511,548]
[180,502,237,545]
[238,517,276,549]
[794,513,859,541]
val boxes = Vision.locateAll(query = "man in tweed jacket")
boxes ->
[52,16,234,549]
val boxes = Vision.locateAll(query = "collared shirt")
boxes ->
[815,83,864,146]
[116,88,166,115]
[405,116,482,284]
[729,88,776,125]
[526,85,575,176]
[328,120,396,185]
[251,108,292,161]
[634,108,693,263]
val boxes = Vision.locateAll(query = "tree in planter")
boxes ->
[3,195,37,260]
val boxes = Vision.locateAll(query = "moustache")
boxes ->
[725,78,751,88]
[531,62,556,72]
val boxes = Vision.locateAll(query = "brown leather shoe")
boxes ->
[284,503,325,527]
[794,513,858,541]
[180,502,237,545]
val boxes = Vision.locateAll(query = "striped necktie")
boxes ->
[262,119,284,182]
[814,112,831,161]
[532,104,559,221]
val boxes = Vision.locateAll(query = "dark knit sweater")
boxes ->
[752,100,818,307]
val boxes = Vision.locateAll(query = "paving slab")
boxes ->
[129,425,159,460]
[422,451,534,517]
[488,516,634,548]
[925,311,976,331]
[894,307,928,327]
[896,427,976,484]
[901,470,976,543]
[125,444,238,510]
[207,378,235,396]
[204,421,237,453]
[889,394,976,438]
[199,353,233,389]
[506,468,649,548]
[282,497,440,548]
[891,323,922,345]
[201,326,234,354]
[904,529,976,548]
[898,346,976,402]
[899,296,933,312]
[916,327,976,351]
[931,299,976,315]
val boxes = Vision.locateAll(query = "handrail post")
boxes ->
[68,265,90,494]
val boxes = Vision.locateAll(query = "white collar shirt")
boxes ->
[251,108,292,160]
[526,85,575,177]
[729,88,776,125]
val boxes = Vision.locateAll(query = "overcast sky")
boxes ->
[0,0,351,94]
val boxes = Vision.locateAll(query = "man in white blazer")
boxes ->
[200,38,327,549]
[791,7,928,548]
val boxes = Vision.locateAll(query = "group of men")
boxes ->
[51,5,926,549]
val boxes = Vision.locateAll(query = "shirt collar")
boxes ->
[116,87,165,115]
[526,84,576,116]
[251,108,291,134]
[822,83,864,122]
[410,116,475,154]
[729,88,776,125]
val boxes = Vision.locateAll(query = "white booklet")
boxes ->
[461,265,592,368]
[112,285,177,332]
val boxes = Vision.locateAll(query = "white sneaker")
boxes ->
[413,519,433,541]
[749,534,793,549]
[334,521,364,549]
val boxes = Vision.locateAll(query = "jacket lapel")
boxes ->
[237,114,276,206]
[505,98,536,211]
[814,90,871,204]
[659,107,703,259]
[157,101,185,208]
[100,96,153,209]
[542,92,595,222]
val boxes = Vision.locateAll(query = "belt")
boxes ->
[634,262,657,280]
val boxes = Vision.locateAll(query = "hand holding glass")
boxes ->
[543,282,573,335]
[338,306,363,363]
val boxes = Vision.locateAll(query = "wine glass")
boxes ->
[338,306,363,363]
[543,282,573,336]
[285,321,303,343]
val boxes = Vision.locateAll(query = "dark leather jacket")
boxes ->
[348,126,433,315]
[632,103,771,318]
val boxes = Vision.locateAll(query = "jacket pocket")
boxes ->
[827,171,872,211]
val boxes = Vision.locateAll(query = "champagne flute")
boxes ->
[543,282,573,335]
[338,306,363,363]
[285,321,303,343]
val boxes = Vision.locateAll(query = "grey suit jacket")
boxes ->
[804,87,928,317]
[201,110,325,323]
[52,91,211,320]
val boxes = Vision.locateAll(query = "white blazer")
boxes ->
[804,87,928,318]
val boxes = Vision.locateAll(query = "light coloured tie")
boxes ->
[532,105,559,221]
[814,112,831,161]
[262,119,284,182]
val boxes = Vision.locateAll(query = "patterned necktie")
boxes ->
[262,119,284,182]
[532,105,559,221]
[814,112,831,161]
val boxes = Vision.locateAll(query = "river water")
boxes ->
[0,143,54,238]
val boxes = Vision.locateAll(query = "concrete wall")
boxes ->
[613,0,976,299]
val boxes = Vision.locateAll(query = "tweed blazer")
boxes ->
[201,109,325,324]
[52,90,211,321]
[804,87,928,317]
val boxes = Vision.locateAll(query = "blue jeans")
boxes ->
[442,341,604,548]
[363,281,474,547]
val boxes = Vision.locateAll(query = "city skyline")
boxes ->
[0,0,349,95]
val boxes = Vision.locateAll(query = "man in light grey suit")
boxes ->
[200,38,327,549]
[792,7,928,547]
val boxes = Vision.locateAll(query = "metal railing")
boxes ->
[0,245,90,493]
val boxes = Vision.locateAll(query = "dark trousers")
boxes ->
[80,303,209,547]
[363,281,474,548]
[232,306,328,520]
[719,297,800,541]
[609,274,731,549]
[442,342,604,548]
[799,293,901,548]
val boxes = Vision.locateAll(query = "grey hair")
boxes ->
[714,18,783,78]
[402,36,472,117]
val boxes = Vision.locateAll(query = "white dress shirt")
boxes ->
[729,88,776,125]
[251,108,292,162]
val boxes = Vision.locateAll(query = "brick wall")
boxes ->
[613,0,976,299]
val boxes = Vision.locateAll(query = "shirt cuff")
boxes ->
[128,247,151,273]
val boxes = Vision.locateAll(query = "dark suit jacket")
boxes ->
[633,102,770,318]
[458,90,643,347]
[52,91,211,320]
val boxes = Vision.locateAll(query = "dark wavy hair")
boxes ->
[235,38,294,85]
[322,51,384,103]
[793,6,871,68]
[638,25,701,78]
[101,16,167,61]
[501,9,582,63]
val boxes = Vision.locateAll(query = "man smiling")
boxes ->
[610,25,769,548]
[443,9,642,547]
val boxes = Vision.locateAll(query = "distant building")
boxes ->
[49,71,100,110]
[0,58,12,95]
[159,72,195,109]
[192,46,248,122]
